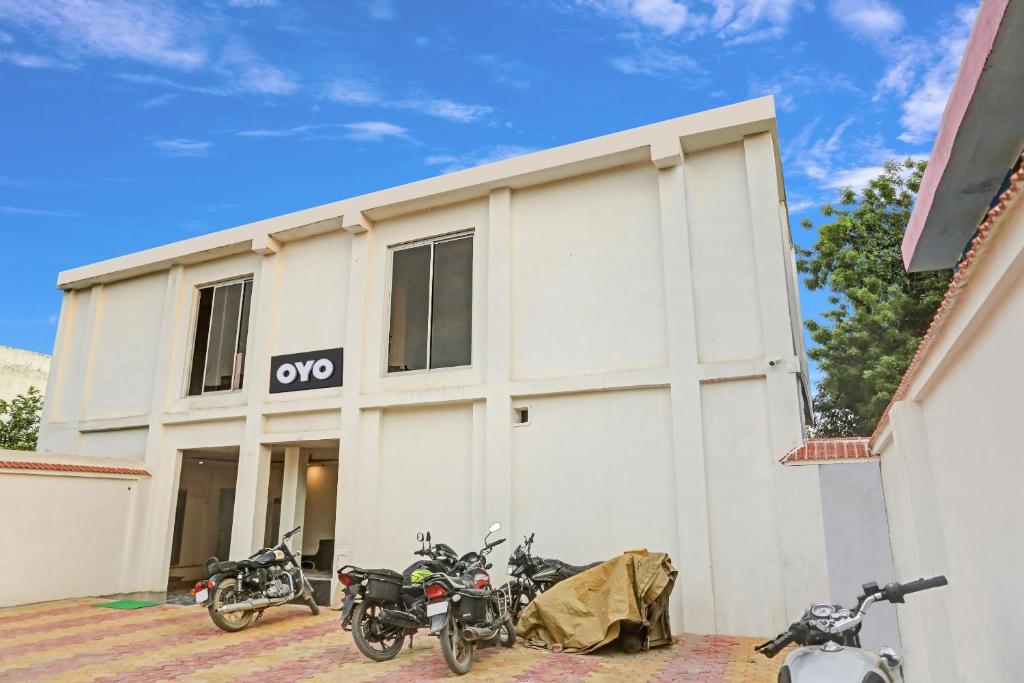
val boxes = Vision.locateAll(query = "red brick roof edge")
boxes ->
[871,152,1024,446]
[0,460,151,476]
[780,437,873,464]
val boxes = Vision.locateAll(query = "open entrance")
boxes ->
[263,443,338,605]
[168,447,240,595]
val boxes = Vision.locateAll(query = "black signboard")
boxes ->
[269,347,344,393]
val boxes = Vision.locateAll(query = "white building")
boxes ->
[5,97,830,635]
[0,345,50,402]
[871,1,1024,680]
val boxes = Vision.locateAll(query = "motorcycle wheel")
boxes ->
[350,601,404,662]
[440,616,474,675]
[498,617,516,648]
[302,579,320,615]
[208,577,254,633]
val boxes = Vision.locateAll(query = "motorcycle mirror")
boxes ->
[426,531,431,543]
[489,522,501,533]
[416,532,424,543]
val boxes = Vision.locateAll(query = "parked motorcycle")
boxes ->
[498,531,602,622]
[756,575,948,682]
[192,525,318,632]
[338,531,460,662]
[422,522,516,675]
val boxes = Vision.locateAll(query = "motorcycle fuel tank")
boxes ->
[782,644,898,682]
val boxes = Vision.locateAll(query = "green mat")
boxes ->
[93,599,161,610]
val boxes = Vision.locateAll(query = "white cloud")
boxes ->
[0,205,78,217]
[323,78,381,105]
[367,0,395,20]
[751,68,861,112]
[892,6,975,144]
[712,0,802,43]
[0,0,206,69]
[0,51,76,69]
[577,0,691,35]
[394,98,493,123]
[425,145,536,173]
[217,43,299,95]
[152,139,212,157]
[610,47,700,77]
[117,72,227,96]
[227,0,278,6]
[141,93,177,108]
[828,0,904,42]
[474,54,533,90]
[342,121,409,141]
[236,121,410,141]
[0,30,13,44]
[787,197,816,213]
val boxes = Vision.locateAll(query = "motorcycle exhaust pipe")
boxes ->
[217,597,273,614]
[462,625,499,641]
[378,608,421,630]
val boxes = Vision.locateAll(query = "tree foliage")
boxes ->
[0,386,43,451]
[798,159,950,437]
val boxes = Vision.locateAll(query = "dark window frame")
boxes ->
[186,276,254,396]
[386,231,474,375]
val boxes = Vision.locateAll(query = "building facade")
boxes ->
[31,97,827,634]
[872,1,1024,680]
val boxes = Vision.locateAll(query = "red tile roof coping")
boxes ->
[0,460,150,476]
[780,437,874,464]
[871,151,1024,446]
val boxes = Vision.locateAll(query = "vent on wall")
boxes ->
[513,406,530,426]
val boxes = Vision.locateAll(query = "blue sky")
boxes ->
[1,0,976,366]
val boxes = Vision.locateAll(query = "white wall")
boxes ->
[0,345,49,402]
[0,454,141,607]
[817,461,900,651]
[878,194,1024,681]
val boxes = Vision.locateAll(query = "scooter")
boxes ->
[756,575,948,682]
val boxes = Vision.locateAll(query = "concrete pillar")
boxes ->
[888,400,958,682]
[232,247,280,558]
[654,144,716,633]
[483,188,513,537]
[743,132,830,619]
[279,446,308,550]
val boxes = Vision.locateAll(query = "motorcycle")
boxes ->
[337,531,460,662]
[756,575,948,682]
[498,531,602,622]
[422,522,516,675]
[192,525,318,633]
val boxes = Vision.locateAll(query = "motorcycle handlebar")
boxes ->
[755,632,795,659]
[282,526,301,540]
[486,538,506,550]
[900,575,947,594]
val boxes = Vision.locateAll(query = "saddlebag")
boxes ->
[455,593,489,623]
[366,570,403,603]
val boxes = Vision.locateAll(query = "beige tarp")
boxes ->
[516,550,677,654]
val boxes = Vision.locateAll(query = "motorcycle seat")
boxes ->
[211,560,239,574]
[553,560,601,577]
[366,568,404,581]
[237,558,276,570]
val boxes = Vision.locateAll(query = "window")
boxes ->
[188,278,253,395]
[387,233,473,373]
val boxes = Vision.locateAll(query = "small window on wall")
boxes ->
[387,232,473,373]
[188,278,254,395]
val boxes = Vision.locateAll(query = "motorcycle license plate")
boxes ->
[195,588,209,604]
[426,601,448,617]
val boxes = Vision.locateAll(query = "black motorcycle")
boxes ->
[338,531,460,662]
[193,526,318,632]
[498,531,602,622]
[422,523,516,675]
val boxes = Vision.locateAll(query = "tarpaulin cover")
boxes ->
[516,550,677,654]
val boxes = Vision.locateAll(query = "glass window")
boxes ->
[387,233,473,373]
[188,278,253,395]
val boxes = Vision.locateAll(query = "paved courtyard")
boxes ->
[0,599,780,681]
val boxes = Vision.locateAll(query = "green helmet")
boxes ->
[410,568,432,585]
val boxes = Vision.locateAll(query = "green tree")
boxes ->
[0,386,44,451]
[798,159,950,436]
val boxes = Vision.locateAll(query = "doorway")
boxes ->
[168,448,240,594]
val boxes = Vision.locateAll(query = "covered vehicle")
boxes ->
[516,550,677,654]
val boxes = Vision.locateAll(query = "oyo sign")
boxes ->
[269,347,343,393]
